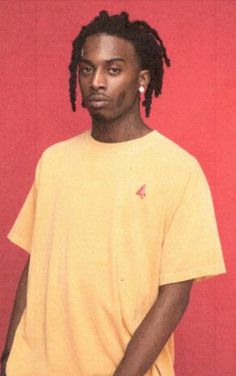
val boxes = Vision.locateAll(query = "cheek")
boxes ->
[114,75,139,109]
[116,91,127,108]
[78,75,88,94]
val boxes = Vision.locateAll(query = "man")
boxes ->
[1,10,226,376]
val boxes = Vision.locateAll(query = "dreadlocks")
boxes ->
[68,10,170,117]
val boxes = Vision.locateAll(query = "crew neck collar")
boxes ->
[84,128,158,153]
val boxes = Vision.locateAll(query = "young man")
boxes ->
[2,10,226,376]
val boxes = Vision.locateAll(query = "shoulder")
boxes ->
[150,131,209,201]
[37,129,90,166]
[41,129,90,160]
[34,129,90,183]
[151,130,202,175]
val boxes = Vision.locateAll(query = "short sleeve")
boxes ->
[159,159,226,285]
[7,182,37,254]
[6,154,43,254]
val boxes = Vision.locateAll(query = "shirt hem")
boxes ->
[7,230,31,254]
[159,263,226,285]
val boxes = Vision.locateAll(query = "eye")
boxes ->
[108,67,122,75]
[79,66,93,75]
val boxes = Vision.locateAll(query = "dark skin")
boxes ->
[1,34,194,376]
[113,281,193,376]
[78,34,152,142]
[78,34,194,376]
[1,259,29,376]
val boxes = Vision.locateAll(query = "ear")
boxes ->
[138,70,150,90]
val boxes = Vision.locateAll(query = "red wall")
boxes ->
[0,1,235,375]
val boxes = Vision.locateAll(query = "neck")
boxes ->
[91,105,152,143]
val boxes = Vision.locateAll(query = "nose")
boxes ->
[91,68,106,91]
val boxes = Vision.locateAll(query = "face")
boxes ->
[78,34,149,122]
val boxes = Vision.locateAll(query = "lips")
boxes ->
[86,94,110,109]
[87,94,109,101]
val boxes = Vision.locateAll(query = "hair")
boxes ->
[68,10,170,117]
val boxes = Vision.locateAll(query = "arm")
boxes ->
[113,279,193,376]
[1,258,30,375]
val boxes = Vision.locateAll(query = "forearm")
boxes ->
[4,258,29,351]
[113,280,193,376]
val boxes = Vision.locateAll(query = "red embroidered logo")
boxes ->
[136,184,146,199]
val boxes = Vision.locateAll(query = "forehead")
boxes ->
[81,34,139,64]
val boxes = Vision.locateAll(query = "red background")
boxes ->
[0,1,235,375]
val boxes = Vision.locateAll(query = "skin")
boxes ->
[1,259,29,376]
[2,33,194,376]
[78,33,152,143]
[78,34,194,376]
[113,280,193,376]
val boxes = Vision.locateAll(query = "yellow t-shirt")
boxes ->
[6,129,226,376]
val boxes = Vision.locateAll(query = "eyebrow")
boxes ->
[79,57,126,65]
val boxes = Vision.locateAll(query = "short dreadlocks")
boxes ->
[68,10,170,117]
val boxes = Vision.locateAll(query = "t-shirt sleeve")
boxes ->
[7,182,37,254]
[159,159,226,285]
[6,152,43,255]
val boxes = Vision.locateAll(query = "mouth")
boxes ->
[86,95,110,109]
[88,100,109,109]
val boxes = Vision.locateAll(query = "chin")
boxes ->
[89,105,126,123]
[91,112,109,123]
